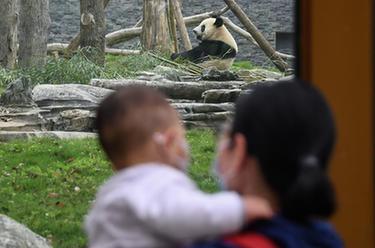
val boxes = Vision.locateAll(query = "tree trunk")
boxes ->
[141,0,172,53]
[80,0,106,65]
[0,0,18,69]
[18,0,50,68]
[67,0,110,55]
[223,0,289,72]
[170,0,192,50]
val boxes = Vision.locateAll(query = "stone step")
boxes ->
[0,131,97,142]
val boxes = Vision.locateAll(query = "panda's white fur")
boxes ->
[171,17,238,70]
[193,18,238,52]
[193,18,238,70]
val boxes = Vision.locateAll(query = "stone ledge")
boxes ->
[0,131,97,142]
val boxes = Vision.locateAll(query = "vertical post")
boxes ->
[168,0,179,53]
[141,0,173,53]
[170,0,192,51]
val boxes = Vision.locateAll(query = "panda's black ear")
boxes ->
[214,17,224,27]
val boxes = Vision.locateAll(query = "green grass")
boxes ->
[0,53,280,93]
[0,52,164,88]
[232,60,256,70]
[0,129,217,248]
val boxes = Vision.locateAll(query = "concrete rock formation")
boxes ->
[0,68,288,141]
[0,215,51,248]
[0,78,36,107]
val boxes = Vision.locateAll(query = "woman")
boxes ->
[193,80,343,248]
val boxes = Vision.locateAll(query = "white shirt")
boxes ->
[85,163,244,248]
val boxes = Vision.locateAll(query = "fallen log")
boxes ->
[47,43,141,56]
[105,48,141,56]
[106,27,142,47]
[223,0,289,72]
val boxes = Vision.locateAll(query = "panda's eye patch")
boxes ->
[201,25,206,33]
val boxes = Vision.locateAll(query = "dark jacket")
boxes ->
[191,216,343,248]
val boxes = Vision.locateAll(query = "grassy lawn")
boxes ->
[0,129,217,248]
[0,50,267,91]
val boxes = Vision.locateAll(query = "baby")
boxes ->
[85,86,272,248]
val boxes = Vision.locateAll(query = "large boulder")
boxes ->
[0,215,51,248]
[201,69,240,81]
[32,84,113,109]
[0,108,47,132]
[54,109,96,132]
[0,78,36,107]
[90,79,245,100]
[202,89,242,103]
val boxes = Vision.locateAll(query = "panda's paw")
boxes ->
[171,53,179,60]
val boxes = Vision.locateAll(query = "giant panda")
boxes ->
[171,16,238,70]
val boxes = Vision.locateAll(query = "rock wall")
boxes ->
[49,0,295,66]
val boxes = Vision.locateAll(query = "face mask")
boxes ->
[212,140,236,190]
[153,133,190,171]
[212,159,236,190]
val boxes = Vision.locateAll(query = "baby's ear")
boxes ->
[214,16,224,27]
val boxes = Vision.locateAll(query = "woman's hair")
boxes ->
[232,80,336,220]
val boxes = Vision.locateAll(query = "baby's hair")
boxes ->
[232,80,336,220]
[96,86,178,165]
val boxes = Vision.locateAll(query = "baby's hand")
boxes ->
[243,196,274,222]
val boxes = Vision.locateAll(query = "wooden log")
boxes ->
[47,43,141,56]
[134,18,143,28]
[276,51,295,60]
[0,0,18,69]
[223,0,289,72]
[105,48,141,56]
[66,0,111,55]
[170,0,192,50]
[168,0,179,53]
[106,28,142,46]
[19,0,50,68]
[183,6,229,26]
[221,16,258,47]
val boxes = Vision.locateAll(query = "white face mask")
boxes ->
[153,133,190,171]
[212,140,236,190]
[212,158,236,190]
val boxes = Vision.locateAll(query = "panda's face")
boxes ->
[193,17,224,41]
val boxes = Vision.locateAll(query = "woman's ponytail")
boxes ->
[282,156,336,221]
